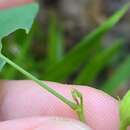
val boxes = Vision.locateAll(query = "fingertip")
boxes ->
[0,81,119,130]
[34,82,120,130]
[0,117,92,130]
[75,85,119,130]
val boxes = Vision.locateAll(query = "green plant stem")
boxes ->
[77,106,85,122]
[77,101,85,122]
[0,54,76,109]
[0,53,85,122]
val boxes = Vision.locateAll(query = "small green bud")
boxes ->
[72,89,83,106]
[71,89,85,122]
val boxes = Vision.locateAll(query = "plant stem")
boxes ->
[76,102,85,122]
[0,54,77,110]
[77,106,85,122]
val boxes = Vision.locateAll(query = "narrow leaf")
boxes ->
[43,5,129,82]
[101,56,130,95]
[48,14,64,64]
[74,39,124,85]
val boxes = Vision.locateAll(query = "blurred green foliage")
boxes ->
[0,4,130,96]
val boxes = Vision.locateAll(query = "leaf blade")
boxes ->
[74,39,124,85]
[0,3,39,39]
[101,55,130,95]
[43,5,129,82]
[47,14,64,64]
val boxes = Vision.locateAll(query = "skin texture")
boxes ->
[0,117,91,130]
[0,80,119,130]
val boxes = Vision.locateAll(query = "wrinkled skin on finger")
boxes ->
[0,0,33,9]
[0,80,119,130]
[0,117,91,130]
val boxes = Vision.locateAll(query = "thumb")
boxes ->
[0,117,92,130]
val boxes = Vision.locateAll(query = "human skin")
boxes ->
[0,80,120,130]
[0,116,91,130]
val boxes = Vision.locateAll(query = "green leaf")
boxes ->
[120,91,130,130]
[43,5,129,82]
[48,13,64,64]
[101,56,130,95]
[74,39,124,85]
[0,57,6,71]
[0,3,39,41]
[0,3,39,70]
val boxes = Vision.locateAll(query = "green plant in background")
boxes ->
[48,13,64,64]
[74,39,124,85]
[0,2,130,129]
[1,3,130,96]
[102,55,130,95]
[43,6,128,82]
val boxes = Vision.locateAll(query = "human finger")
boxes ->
[0,80,119,130]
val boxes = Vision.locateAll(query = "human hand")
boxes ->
[0,80,120,130]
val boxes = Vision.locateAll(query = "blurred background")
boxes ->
[1,0,130,97]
